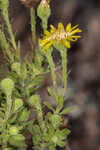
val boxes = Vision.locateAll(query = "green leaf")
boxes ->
[44,101,54,112]
[60,107,73,115]
[0,95,4,102]
[0,117,4,124]
[50,114,62,129]
[13,98,23,112]
[0,111,5,118]
[18,108,30,122]
[56,96,63,113]
[32,125,42,145]
[61,128,71,136]
[8,112,19,124]
[57,140,66,147]
[47,87,56,101]
[49,144,56,150]
[8,134,26,147]
[63,88,71,101]
[1,133,9,143]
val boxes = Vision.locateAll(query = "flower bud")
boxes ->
[37,0,51,29]
[28,95,41,110]
[1,78,14,96]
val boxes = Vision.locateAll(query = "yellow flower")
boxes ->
[39,22,82,50]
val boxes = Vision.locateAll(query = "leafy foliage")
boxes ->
[0,0,81,149]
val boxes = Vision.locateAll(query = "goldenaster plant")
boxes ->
[39,22,82,50]
[0,0,82,149]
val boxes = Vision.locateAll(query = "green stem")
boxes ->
[1,96,12,150]
[30,8,36,50]
[37,110,46,132]
[55,47,67,113]
[46,51,58,102]
[60,47,67,98]
[3,12,17,50]
[5,95,12,121]
[0,29,14,63]
[42,19,48,30]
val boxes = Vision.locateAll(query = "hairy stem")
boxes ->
[3,12,17,50]
[46,50,59,102]
[60,48,67,98]
[30,8,36,51]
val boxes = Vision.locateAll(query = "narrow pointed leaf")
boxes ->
[60,107,73,115]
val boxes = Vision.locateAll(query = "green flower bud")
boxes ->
[14,98,23,112]
[1,78,14,96]
[11,62,21,75]
[28,95,41,110]
[9,126,19,136]
[37,0,51,29]
[0,0,9,13]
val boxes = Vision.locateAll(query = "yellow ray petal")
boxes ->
[71,24,79,31]
[68,38,78,42]
[58,22,64,29]
[66,23,71,32]
[64,40,71,48]
[69,35,81,41]
[43,41,53,51]
[44,30,51,36]
[50,25,56,32]
[71,35,81,38]
[39,38,48,47]
[70,28,82,35]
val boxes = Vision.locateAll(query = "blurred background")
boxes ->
[0,0,100,150]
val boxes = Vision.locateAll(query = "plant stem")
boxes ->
[37,110,46,132]
[1,96,12,150]
[55,47,67,113]
[3,12,17,50]
[5,95,12,121]
[60,47,67,98]
[30,8,36,51]
[42,19,48,30]
[0,29,14,63]
[46,51,58,102]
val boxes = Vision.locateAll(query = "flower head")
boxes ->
[39,22,82,50]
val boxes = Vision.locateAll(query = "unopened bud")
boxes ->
[1,78,14,96]
[28,95,41,110]
[37,0,51,29]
